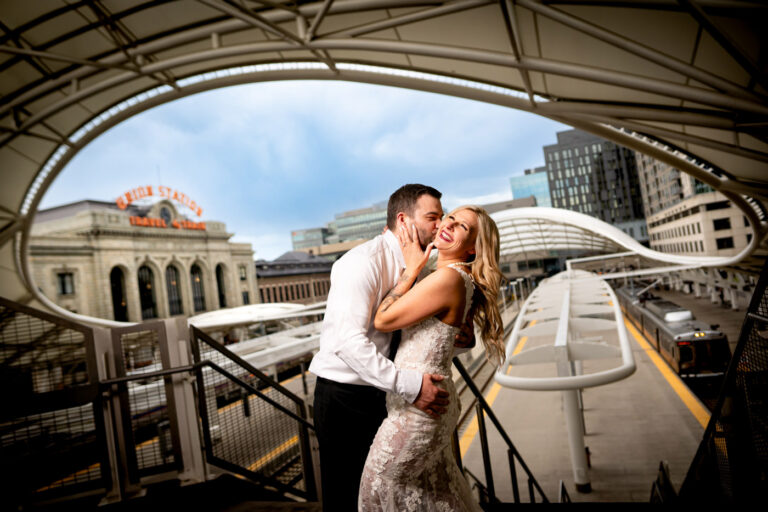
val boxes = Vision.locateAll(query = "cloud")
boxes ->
[39,80,571,261]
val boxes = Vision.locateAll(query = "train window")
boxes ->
[677,343,693,369]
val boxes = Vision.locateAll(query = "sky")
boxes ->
[40,80,569,260]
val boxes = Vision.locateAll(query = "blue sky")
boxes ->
[40,81,568,260]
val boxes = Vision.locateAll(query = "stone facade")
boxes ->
[30,199,257,322]
[256,251,332,305]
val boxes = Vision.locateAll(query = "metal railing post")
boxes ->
[507,448,520,503]
[476,403,496,502]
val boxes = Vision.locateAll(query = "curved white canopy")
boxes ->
[492,207,757,267]
[189,301,326,330]
[1,1,767,315]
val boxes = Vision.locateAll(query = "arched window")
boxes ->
[216,264,227,308]
[191,264,206,312]
[137,265,157,320]
[166,265,183,316]
[110,267,128,322]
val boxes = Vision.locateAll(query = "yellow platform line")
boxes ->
[219,371,305,412]
[624,318,710,429]
[248,435,298,472]
[460,320,535,457]
[37,463,100,491]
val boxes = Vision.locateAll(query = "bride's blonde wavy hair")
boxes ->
[452,205,505,366]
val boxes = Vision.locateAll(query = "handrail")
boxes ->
[190,325,307,407]
[452,357,549,503]
[99,360,315,430]
[495,274,636,390]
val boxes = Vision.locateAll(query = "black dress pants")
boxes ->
[313,376,388,512]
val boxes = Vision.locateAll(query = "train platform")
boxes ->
[458,316,712,503]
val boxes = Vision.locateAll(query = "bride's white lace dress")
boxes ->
[359,264,482,512]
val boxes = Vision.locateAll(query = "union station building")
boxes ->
[30,192,258,323]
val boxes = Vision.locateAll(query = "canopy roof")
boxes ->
[493,206,757,269]
[1,0,767,312]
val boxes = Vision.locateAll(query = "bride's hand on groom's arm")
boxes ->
[413,373,449,417]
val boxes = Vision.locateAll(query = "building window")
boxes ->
[191,264,206,312]
[259,289,265,303]
[242,291,250,305]
[110,267,128,322]
[698,240,703,252]
[57,272,75,295]
[716,237,734,250]
[713,218,731,231]
[138,265,157,320]
[166,266,183,316]
[216,264,227,308]
[239,265,247,281]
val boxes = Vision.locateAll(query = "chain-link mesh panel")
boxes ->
[114,328,176,475]
[0,298,105,503]
[679,264,768,503]
[191,328,312,497]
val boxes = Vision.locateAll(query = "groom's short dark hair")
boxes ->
[387,184,442,231]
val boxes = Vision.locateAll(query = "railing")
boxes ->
[99,357,317,500]
[452,357,549,504]
[0,296,319,509]
[0,297,110,508]
[189,326,317,501]
[676,259,768,503]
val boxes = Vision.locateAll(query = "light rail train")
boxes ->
[615,285,731,376]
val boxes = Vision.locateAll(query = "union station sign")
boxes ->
[117,185,206,230]
[116,185,203,217]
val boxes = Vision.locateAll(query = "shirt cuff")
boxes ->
[397,368,423,404]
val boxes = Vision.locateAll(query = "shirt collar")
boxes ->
[383,229,406,269]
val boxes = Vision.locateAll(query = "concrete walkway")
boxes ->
[459,317,709,502]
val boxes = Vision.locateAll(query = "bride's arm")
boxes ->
[374,268,460,332]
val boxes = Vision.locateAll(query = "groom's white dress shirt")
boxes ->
[308,229,423,404]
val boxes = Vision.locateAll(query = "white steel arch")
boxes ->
[492,206,760,268]
[1,1,767,318]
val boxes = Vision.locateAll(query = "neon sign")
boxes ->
[116,185,203,217]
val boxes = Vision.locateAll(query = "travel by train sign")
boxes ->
[116,185,203,217]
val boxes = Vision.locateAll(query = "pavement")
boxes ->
[457,287,748,503]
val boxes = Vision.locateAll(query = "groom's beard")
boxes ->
[416,227,436,250]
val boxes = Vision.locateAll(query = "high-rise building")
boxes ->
[510,166,551,207]
[291,202,388,251]
[330,201,388,243]
[291,227,329,250]
[636,154,749,257]
[544,129,648,243]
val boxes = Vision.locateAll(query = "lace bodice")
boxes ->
[394,263,475,376]
[359,264,481,512]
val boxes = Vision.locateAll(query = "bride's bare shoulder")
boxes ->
[420,266,466,290]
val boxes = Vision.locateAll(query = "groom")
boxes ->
[310,184,470,511]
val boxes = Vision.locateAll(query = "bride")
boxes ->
[359,205,505,512]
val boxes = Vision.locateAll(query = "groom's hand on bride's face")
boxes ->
[413,374,450,417]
